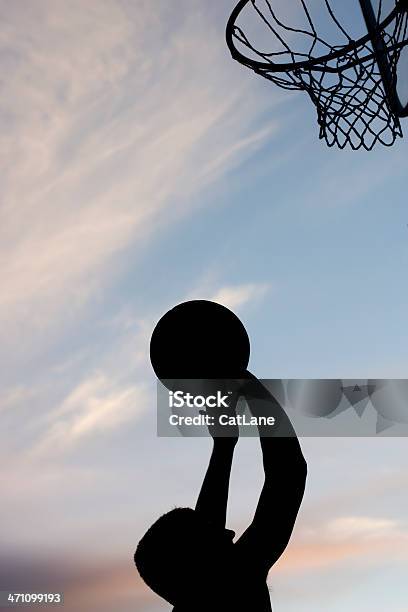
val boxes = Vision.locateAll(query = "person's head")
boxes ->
[134,507,235,605]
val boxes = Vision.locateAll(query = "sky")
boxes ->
[0,1,408,611]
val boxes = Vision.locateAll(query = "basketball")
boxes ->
[150,300,250,380]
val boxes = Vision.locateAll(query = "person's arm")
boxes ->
[195,381,240,529]
[195,438,237,529]
[235,372,307,573]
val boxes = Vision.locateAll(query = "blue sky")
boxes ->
[0,1,407,611]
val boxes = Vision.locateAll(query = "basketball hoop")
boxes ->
[226,0,408,150]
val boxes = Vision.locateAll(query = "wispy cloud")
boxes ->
[0,0,274,362]
[187,280,270,312]
[209,283,270,310]
[29,374,149,458]
[0,385,37,412]
[274,514,408,574]
[326,515,400,540]
[0,0,278,465]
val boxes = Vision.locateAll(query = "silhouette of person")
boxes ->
[135,300,307,611]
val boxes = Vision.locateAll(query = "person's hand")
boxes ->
[198,379,241,444]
